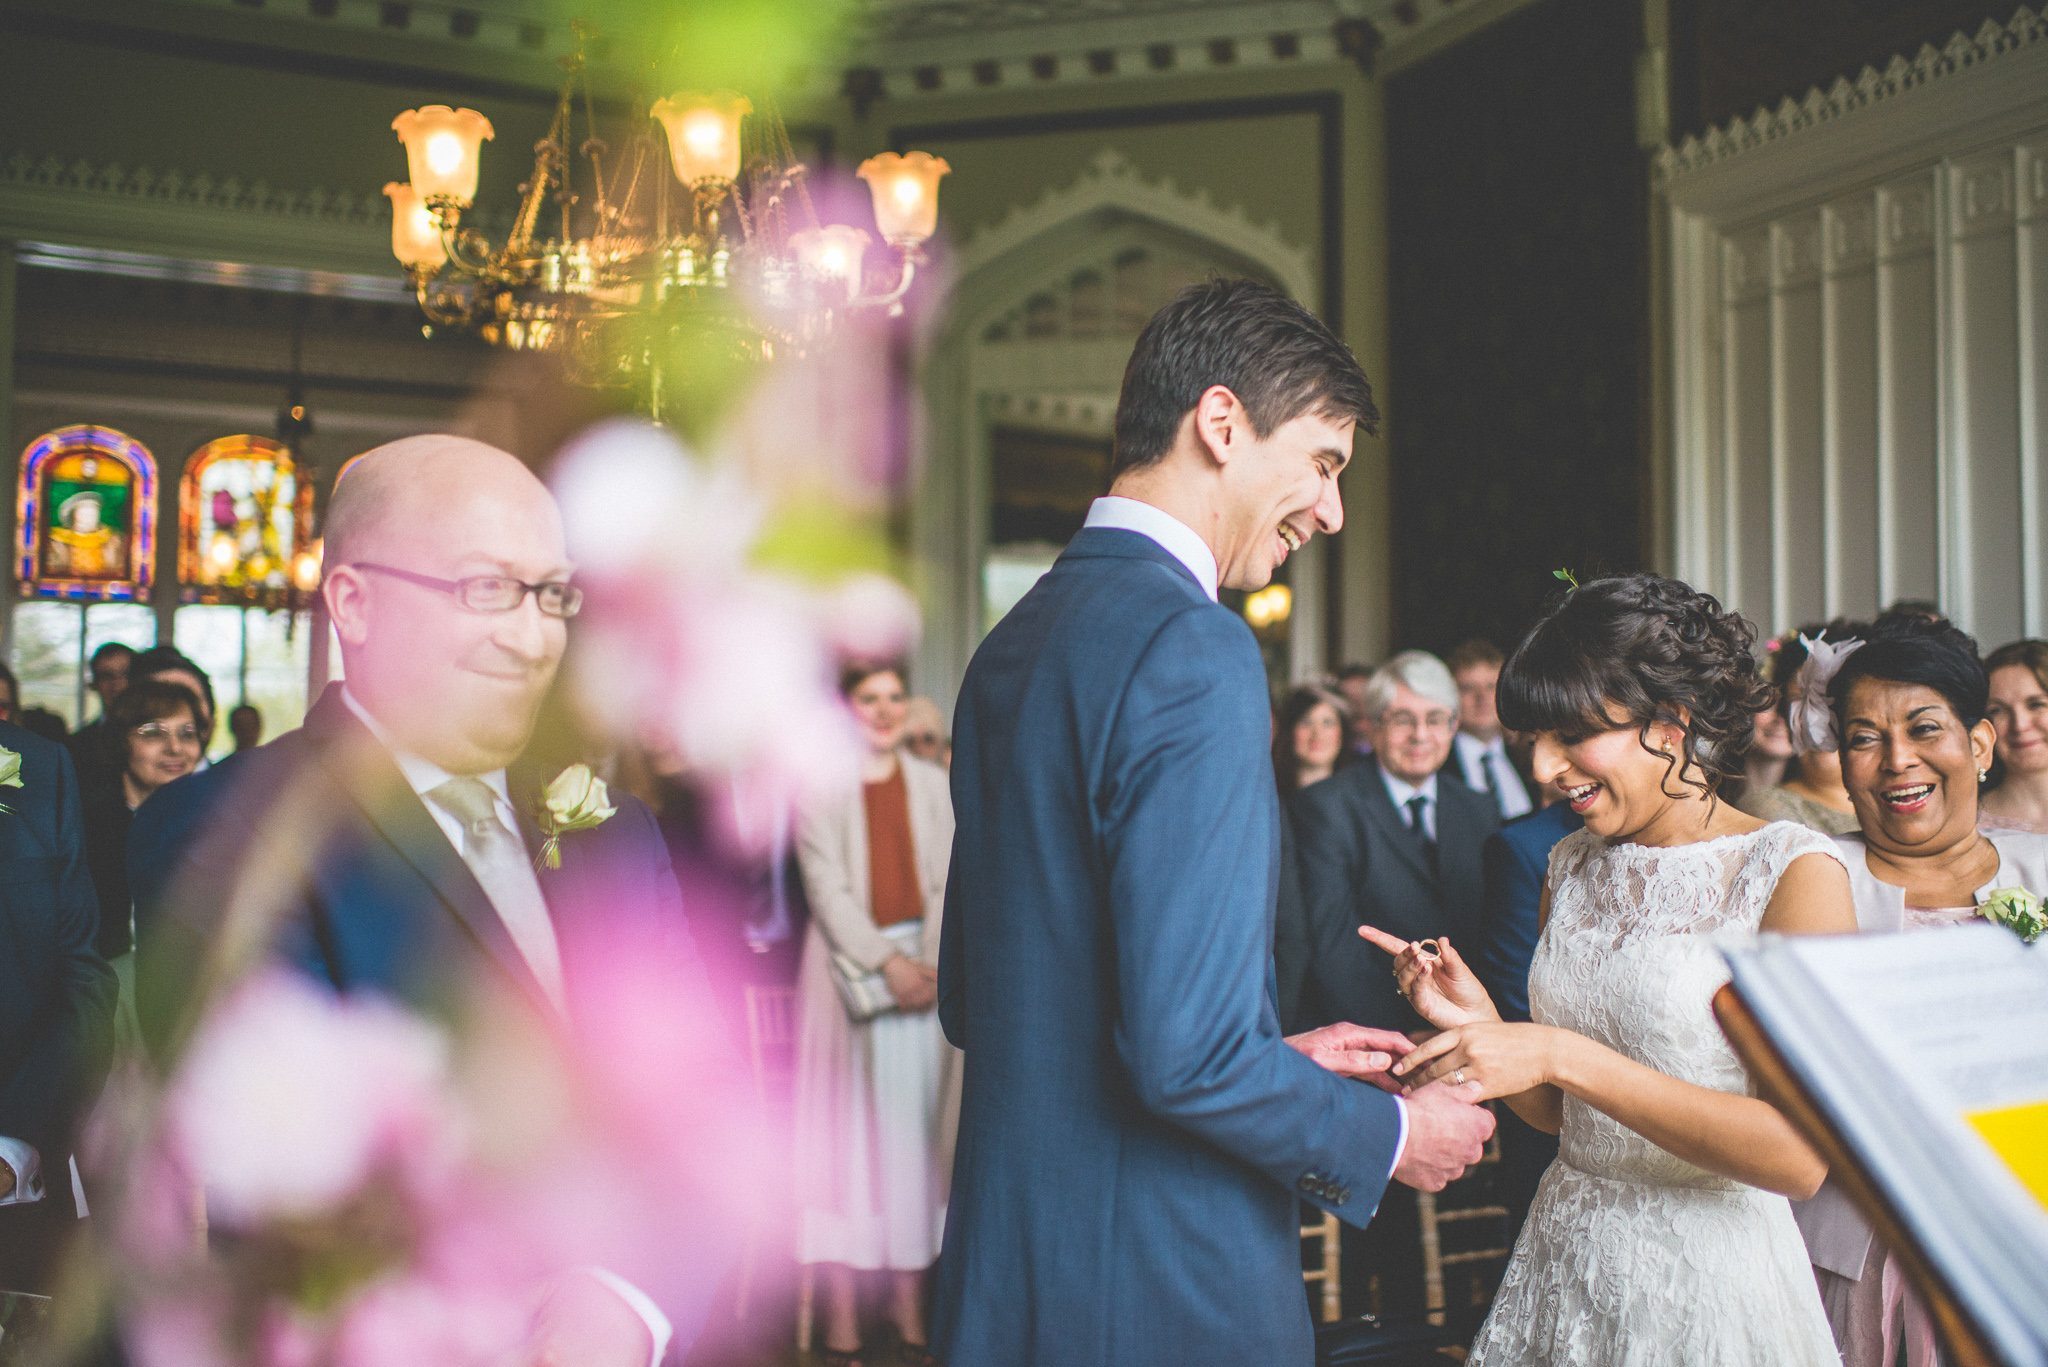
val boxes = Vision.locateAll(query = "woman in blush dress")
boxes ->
[792,662,959,1367]
[1363,574,1853,1367]
[1793,616,2048,1367]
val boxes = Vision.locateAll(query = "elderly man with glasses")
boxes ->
[1280,648,1503,1321]
[129,435,714,1367]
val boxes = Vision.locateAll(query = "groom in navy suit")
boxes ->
[934,280,1494,1366]
[131,436,708,1366]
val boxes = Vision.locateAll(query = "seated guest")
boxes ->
[1794,614,2048,1367]
[1334,662,1376,754]
[1272,681,1353,794]
[901,695,950,769]
[66,641,133,771]
[1981,639,2048,833]
[0,718,118,1293]
[0,661,17,722]
[1737,622,1869,836]
[792,662,958,1367]
[81,679,205,965]
[1468,801,1578,1244]
[129,646,217,757]
[1287,649,1500,1318]
[17,707,69,745]
[1735,696,1794,800]
[1446,639,1534,820]
[129,435,719,1363]
[227,702,263,753]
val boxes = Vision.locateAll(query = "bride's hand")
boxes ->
[1358,926,1500,1029]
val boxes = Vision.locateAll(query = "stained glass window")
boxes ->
[15,425,158,602]
[177,435,313,606]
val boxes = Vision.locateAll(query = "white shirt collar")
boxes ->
[338,685,512,810]
[1378,764,1438,809]
[1083,496,1220,601]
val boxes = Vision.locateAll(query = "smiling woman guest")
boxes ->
[1793,616,2048,1367]
[1363,572,1855,1366]
[1272,682,1352,793]
[1981,639,2048,834]
[792,661,960,1367]
[81,678,205,1025]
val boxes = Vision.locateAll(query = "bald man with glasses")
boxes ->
[129,435,716,1367]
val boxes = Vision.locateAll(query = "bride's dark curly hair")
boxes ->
[1497,573,1774,799]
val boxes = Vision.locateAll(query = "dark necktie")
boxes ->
[1405,793,1439,873]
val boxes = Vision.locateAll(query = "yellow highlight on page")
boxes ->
[1968,1101,2048,1210]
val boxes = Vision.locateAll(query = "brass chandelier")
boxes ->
[382,28,948,385]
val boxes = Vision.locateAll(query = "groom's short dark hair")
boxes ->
[1110,278,1378,478]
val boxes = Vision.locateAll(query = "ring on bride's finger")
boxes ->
[1453,1069,1466,1086]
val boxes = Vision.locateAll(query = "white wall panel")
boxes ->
[1876,173,1943,613]
[1947,151,2026,645]
[1722,229,1775,618]
[2019,139,2048,629]
[1771,213,1827,630]
[1822,193,1881,617]
[1658,14,2048,644]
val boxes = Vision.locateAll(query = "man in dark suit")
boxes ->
[1285,649,1501,1319]
[0,720,117,1292]
[1470,802,1580,1243]
[131,436,709,1367]
[934,280,1493,1367]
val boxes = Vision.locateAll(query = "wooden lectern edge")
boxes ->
[1712,982,2003,1367]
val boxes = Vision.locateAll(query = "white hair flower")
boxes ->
[1784,632,1865,754]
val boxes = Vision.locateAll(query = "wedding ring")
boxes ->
[1453,1069,1466,1086]
[1416,939,1442,960]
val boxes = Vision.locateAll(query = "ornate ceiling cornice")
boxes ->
[93,0,1510,104]
[1655,6,2048,185]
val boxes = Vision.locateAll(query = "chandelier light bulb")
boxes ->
[857,151,951,247]
[383,183,448,269]
[651,92,752,187]
[790,225,872,302]
[392,105,494,206]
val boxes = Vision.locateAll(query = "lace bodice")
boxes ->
[1531,822,1848,1188]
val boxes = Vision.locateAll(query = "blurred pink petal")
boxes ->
[823,572,922,662]
[165,973,454,1225]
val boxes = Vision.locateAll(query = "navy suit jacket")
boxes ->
[1471,803,1582,1023]
[933,529,1402,1367]
[128,687,723,1351]
[0,721,116,1262]
[1284,761,1499,1035]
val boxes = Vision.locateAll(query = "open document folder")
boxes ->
[1717,923,2048,1367]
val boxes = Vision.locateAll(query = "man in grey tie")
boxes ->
[132,435,708,1366]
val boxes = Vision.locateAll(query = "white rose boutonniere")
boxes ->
[1980,886,2047,944]
[0,744,23,815]
[534,764,617,870]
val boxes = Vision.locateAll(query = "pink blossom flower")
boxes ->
[163,973,455,1226]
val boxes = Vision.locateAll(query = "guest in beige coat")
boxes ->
[793,661,960,1367]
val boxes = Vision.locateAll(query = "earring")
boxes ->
[1979,767,1991,783]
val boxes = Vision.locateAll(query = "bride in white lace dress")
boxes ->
[1365,575,1856,1366]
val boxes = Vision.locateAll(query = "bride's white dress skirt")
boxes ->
[1468,825,1845,1367]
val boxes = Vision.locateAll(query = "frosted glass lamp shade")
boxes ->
[392,105,494,205]
[651,93,752,187]
[857,151,950,246]
[384,183,448,269]
[790,225,871,299]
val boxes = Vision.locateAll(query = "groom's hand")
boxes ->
[1391,1081,1494,1193]
[1285,1022,1413,1089]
